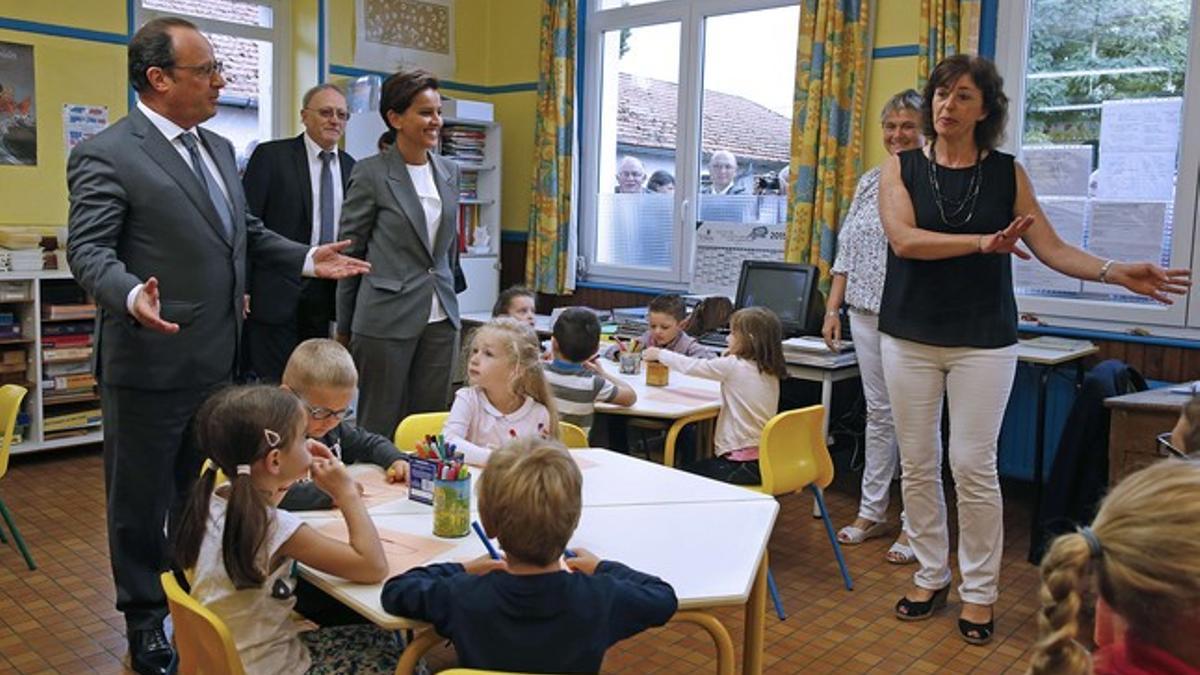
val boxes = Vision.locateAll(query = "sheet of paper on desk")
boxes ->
[1169,381,1200,394]
[316,521,454,576]
[346,465,410,509]
[1019,336,1094,352]
[782,336,854,353]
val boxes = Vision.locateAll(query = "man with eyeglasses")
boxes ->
[66,17,369,674]
[241,83,357,382]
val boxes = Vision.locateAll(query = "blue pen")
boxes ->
[472,521,501,560]
[563,549,577,559]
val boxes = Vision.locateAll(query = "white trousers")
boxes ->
[848,310,901,524]
[880,335,1016,605]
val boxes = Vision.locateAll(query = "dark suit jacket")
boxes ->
[278,421,408,511]
[337,148,463,340]
[67,106,309,390]
[242,134,354,324]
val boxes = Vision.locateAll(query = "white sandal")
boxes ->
[836,520,889,545]
[886,541,917,564]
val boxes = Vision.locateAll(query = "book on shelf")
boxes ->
[0,324,21,339]
[42,321,94,336]
[42,333,92,348]
[43,303,96,321]
[43,407,103,432]
[43,360,91,377]
[43,346,93,362]
[0,312,14,325]
[1,349,24,365]
[0,360,26,374]
[42,373,97,391]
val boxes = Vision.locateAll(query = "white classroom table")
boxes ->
[296,449,777,675]
[461,310,554,337]
[593,357,722,467]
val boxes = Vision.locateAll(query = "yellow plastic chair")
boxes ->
[393,411,450,452]
[558,421,588,448]
[0,384,33,570]
[160,571,246,675]
[199,458,229,485]
[754,405,853,592]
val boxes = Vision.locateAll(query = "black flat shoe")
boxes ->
[129,628,175,675]
[894,585,950,621]
[958,617,995,645]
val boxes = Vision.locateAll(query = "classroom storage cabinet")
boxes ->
[0,270,102,455]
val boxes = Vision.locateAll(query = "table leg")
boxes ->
[393,628,441,675]
[742,554,768,675]
[671,611,735,675]
[663,410,719,468]
[821,374,834,446]
[1027,364,1051,564]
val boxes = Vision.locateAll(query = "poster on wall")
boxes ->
[355,0,455,77]
[0,41,36,166]
[62,104,108,160]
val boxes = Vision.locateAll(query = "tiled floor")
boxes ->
[0,446,1048,674]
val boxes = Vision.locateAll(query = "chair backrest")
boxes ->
[160,571,246,675]
[0,384,27,481]
[758,405,834,496]
[199,459,229,485]
[394,411,451,452]
[558,421,589,449]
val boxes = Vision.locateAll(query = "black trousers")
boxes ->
[243,279,335,383]
[102,382,220,634]
[685,456,761,485]
[350,320,458,437]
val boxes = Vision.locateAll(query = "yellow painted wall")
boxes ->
[0,1,128,227]
[863,1,920,168]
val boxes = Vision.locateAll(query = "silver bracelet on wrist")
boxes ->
[1099,259,1116,284]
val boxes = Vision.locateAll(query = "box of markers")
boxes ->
[408,457,439,505]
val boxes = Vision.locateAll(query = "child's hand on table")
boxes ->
[642,347,662,361]
[385,459,410,483]
[564,548,601,575]
[463,554,507,576]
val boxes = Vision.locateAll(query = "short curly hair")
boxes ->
[922,54,1008,150]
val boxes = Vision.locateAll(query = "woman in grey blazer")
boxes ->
[336,70,462,436]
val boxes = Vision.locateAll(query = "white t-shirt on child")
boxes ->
[191,491,308,674]
[443,385,553,465]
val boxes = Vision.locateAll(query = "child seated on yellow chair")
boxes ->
[278,338,409,511]
[444,317,559,465]
[643,307,787,485]
[176,385,403,674]
[381,437,678,673]
[605,294,712,360]
[544,307,636,438]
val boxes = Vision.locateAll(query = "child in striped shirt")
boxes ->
[543,308,636,437]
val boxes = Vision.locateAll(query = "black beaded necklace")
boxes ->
[926,139,983,228]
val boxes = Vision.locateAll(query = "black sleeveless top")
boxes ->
[878,148,1018,348]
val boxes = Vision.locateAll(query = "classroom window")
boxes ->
[996,0,1200,331]
[580,0,800,290]
[136,1,288,172]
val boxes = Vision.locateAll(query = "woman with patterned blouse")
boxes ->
[823,90,926,564]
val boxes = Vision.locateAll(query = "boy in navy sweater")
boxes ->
[380,437,677,673]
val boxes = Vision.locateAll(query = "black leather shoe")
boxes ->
[129,628,175,675]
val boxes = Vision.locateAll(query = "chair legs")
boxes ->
[0,497,35,571]
[765,568,787,620]
[809,485,852,591]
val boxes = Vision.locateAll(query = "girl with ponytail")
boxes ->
[1030,459,1200,675]
[175,385,402,674]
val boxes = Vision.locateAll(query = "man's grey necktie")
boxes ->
[178,132,233,238]
[319,150,335,245]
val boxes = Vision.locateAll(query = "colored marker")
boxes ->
[472,521,501,560]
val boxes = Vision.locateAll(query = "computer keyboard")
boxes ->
[698,328,731,347]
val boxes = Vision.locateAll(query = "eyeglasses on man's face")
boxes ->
[306,107,351,122]
[169,59,225,79]
[1155,431,1198,460]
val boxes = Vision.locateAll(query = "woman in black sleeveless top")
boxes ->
[876,55,1189,645]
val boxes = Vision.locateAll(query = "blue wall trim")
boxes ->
[127,0,136,111]
[872,44,918,59]
[979,0,998,59]
[0,16,128,45]
[318,0,327,80]
[577,280,672,296]
[501,230,529,243]
[1020,323,1200,350]
[329,64,537,94]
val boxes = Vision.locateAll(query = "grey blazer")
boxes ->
[67,107,308,390]
[336,148,462,340]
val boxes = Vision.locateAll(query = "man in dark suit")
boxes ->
[241,83,356,382]
[66,17,369,674]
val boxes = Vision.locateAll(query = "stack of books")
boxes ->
[459,171,479,200]
[440,124,487,164]
[40,283,100,438]
[0,310,21,341]
[0,348,28,386]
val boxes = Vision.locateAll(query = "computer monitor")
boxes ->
[734,261,824,337]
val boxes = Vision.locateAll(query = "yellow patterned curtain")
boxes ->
[784,0,874,294]
[525,0,577,294]
[918,0,982,86]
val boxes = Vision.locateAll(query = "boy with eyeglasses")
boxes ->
[278,338,410,511]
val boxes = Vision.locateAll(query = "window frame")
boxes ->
[135,0,292,144]
[578,0,799,290]
[994,0,1200,334]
